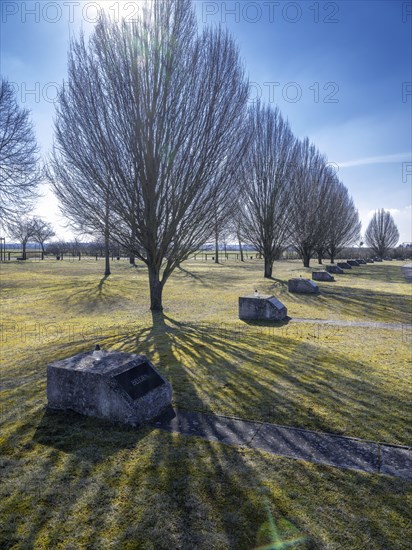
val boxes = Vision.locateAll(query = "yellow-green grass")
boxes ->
[1,258,411,548]
[1,422,410,549]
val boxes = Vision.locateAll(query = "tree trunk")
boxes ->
[215,228,219,264]
[317,253,323,264]
[237,233,244,262]
[104,234,111,276]
[330,254,335,264]
[22,241,27,260]
[264,256,273,278]
[104,199,111,276]
[302,251,311,268]
[129,224,136,265]
[148,265,163,311]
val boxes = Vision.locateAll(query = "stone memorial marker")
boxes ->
[326,264,344,274]
[47,350,172,426]
[239,294,287,321]
[312,271,335,282]
[366,258,374,263]
[357,259,367,264]
[337,262,352,269]
[288,278,319,294]
[347,260,360,266]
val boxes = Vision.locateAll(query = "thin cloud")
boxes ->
[338,153,411,169]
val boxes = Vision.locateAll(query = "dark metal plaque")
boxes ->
[114,360,164,400]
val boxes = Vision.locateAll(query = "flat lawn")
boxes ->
[1,258,411,548]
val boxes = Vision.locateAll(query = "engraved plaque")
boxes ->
[114,360,164,400]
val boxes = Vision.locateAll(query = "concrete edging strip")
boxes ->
[150,408,412,481]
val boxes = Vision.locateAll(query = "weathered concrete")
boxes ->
[326,264,344,274]
[151,408,412,480]
[337,262,352,269]
[291,317,412,331]
[312,271,335,282]
[239,295,287,321]
[251,424,379,473]
[47,350,172,426]
[288,278,319,294]
[380,445,412,479]
[347,260,360,266]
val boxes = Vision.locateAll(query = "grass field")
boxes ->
[1,258,411,549]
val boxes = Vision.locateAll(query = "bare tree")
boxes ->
[49,165,113,275]
[7,217,36,260]
[325,182,361,263]
[32,217,56,256]
[365,209,399,259]
[49,1,249,310]
[0,78,42,226]
[212,198,238,264]
[228,202,246,262]
[287,138,334,268]
[238,103,296,278]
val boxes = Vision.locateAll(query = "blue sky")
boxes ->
[1,0,411,242]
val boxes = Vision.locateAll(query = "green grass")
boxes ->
[1,258,411,548]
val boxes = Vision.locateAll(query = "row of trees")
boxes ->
[0,0,402,310]
[7,217,55,259]
[5,211,403,263]
[236,105,362,276]
[49,1,249,309]
[47,1,363,309]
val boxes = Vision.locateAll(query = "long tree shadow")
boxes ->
[2,310,410,548]
[108,313,410,442]
[32,408,150,459]
[353,263,410,285]
[60,278,135,315]
[11,312,306,549]
[87,310,314,548]
[177,265,209,284]
[97,274,110,293]
[266,275,411,324]
[318,285,412,324]
[60,313,412,544]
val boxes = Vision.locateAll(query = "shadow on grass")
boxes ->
[1,311,410,548]
[318,285,412,324]
[4,313,308,549]
[177,265,208,284]
[97,274,110,293]
[32,408,151,459]
[266,274,411,324]
[267,276,289,291]
[353,264,410,285]
[107,313,410,442]
[242,317,291,328]
[60,278,134,315]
